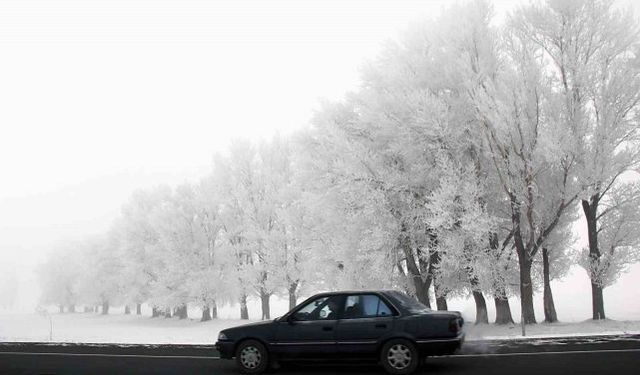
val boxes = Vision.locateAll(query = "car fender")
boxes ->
[375,331,417,353]
[232,336,272,356]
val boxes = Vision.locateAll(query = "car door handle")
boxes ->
[375,324,387,329]
[322,326,333,331]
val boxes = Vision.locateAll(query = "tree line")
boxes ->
[39,0,640,324]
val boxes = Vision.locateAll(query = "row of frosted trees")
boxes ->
[40,0,640,324]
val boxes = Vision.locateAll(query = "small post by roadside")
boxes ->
[511,282,526,337]
[36,305,53,341]
[521,305,526,336]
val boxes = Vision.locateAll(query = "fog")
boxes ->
[1,0,639,326]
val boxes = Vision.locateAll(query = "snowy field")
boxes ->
[465,319,640,340]
[2,266,639,344]
[1,312,639,344]
[0,312,243,344]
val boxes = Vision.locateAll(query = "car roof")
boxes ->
[311,290,397,297]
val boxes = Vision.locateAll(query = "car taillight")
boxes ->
[449,318,461,333]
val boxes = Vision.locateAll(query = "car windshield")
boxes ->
[387,291,431,314]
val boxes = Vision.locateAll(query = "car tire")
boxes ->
[380,338,419,375]
[235,339,269,374]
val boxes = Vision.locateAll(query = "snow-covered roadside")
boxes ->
[465,319,640,340]
[0,313,254,344]
[1,313,639,344]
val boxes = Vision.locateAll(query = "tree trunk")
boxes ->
[582,198,606,320]
[542,248,558,323]
[68,304,75,313]
[510,193,538,325]
[413,277,432,308]
[152,306,161,318]
[136,303,142,315]
[518,257,536,324]
[201,306,212,322]
[433,258,447,311]
[488,232,513,325]
[176,304,188,319]
[399,226,433,308]
[260,290,271,320]
[591,282,605,320]
[164,307,172,318]
[468,273,488,324]
[472,291,489,324]
[240,294,249,320]
[101,301,109,315]
[211,299,218,319]
[436,295,448,311]
[124,305,131,315]
[494,296,514,324]
[288,282,298,310]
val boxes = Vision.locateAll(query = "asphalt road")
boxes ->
[1,335,639,375]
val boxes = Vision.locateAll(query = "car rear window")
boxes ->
[343,294,393,318]
[387,291,431,314]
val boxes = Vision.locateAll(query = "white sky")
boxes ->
[0,0,639,317]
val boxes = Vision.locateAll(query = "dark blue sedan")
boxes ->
[215,290,464,374]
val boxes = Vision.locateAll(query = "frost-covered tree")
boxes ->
[192,176,232,320]
[76,234,126,315]
[215,151,253,319]
[294,132,401,295]
[257,136,322,310]
[215,140,284,320]
[119,186,172,317]
[148,184,206,319]
[300,98,436,306]
[450,0,581,324]
[38,244,83,313]
[425,153,495,323]
[297,6,508,323]
[511,0,640,320]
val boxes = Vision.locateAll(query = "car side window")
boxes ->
[292,296,342,321]
[377,298,393,316]
[343,294,393,319]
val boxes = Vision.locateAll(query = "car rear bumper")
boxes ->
[415,332,464,356]
[215,341,234,359]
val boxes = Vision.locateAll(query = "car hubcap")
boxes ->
[240,346,262,369]
[387,344,412,370]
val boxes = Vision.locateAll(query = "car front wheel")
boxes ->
[235,339,269,374]
[380,339,419,375]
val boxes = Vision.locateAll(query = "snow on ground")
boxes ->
[465,319,640,340]
[1,312,639,345]
[0,312,253,344]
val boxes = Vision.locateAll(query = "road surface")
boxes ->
[1,334,639,374]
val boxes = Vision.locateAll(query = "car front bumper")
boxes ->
[215,340,235,359]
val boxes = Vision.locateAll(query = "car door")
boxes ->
[273,295,344,359]
[335,293,395,356]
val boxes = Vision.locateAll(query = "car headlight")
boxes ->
[218,332,228,341]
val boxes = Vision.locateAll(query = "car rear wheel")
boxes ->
[235,339,269,374]
[380,339,419,375]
